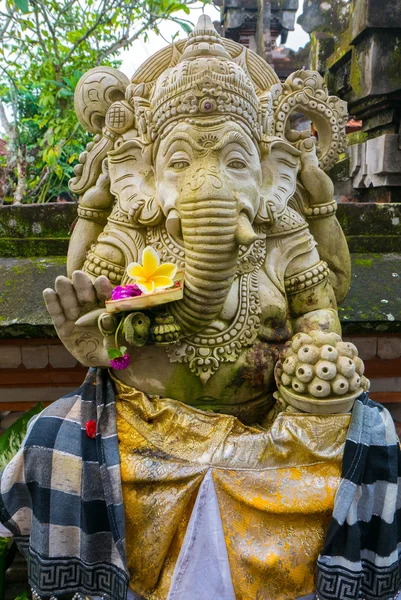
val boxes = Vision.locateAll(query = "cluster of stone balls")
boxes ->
[275,331,369,399]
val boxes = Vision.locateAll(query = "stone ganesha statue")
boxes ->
[43,16,353,424]
[9,16,397,600]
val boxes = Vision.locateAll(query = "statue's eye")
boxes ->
[227,159,247,170]
[169,160,190,170]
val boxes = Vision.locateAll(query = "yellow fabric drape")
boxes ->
[114,377,350,600]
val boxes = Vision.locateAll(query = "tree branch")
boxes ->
[60,0,110,66]
[0,15,12,40]
[31,0,60,63]
[32,4,50,58]
[98,21,151,59]
[0,100,10,136]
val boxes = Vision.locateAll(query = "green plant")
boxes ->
[0,403,43,470]
[0,0,205,203]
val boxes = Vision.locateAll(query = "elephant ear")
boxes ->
[257,138,301,223]
[108,139,163,227]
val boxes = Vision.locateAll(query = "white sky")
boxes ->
[119,2,310,78]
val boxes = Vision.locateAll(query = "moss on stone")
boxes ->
[350,49,362,96]
[347,130,368,146]
[0,238,70,258]
[388,36,401,85]
[339,253,401,334]
[0,204,76,239]
[354,258,373,267]
[347,235,401,253]
[0,257,67,339]
[326,27,352,69]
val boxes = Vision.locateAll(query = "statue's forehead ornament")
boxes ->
[126,15,263,144]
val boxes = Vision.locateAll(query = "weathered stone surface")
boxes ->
[369,377,401,393]
[339,253,401,334]
[0,257,66,338]
[0,253,398,341]
[21,345,49,369]
[48,344,78,368]
[377,337,401,360]
[337,203,401,253]
[310,31,336,73]
[0,204,75,257]
[0,203,76,238]
[0,345,22,368]
[352,0,401,42]
[298,0,350,35]
[347,33,401,102]
[350,134,401,188]
[0,238,70,258]
[337,202,401,235]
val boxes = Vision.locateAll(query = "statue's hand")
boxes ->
[299,138,334,207]
[43,271,112,367]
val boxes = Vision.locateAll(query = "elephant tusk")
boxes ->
[166,209,182,240]
[235,212,259,247]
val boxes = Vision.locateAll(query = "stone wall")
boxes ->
[302,0,401,203]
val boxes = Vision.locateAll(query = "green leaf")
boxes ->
[107,347,122,359]
[0,403,43,471]
[14,0,29,13]
[175,19,192,34]
[119,346,127,355]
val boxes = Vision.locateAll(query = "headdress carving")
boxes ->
[129,15,261,142]
[70,14,347,198]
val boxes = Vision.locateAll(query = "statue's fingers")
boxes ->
[54,276,81,321]
[43,289,66,328]
[94,276,113,304]
[72,270,96,307]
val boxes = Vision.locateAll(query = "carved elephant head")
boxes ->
[106,121,301,336]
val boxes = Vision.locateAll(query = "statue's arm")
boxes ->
[305,211,351,306]
[67,164,114,277]
[298,141,351,305]
[285,246,342,335]
[67,216,108,278]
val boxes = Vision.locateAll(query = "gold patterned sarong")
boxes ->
[114,378,350,600]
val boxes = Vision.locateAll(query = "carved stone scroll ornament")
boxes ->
[269,70,348,172]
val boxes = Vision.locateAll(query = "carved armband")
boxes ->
[304,201,337,219]
[77,205,111,225]
[285,260,329,295]
[84,248,125,283]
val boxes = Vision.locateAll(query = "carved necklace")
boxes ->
[147,225,266,382]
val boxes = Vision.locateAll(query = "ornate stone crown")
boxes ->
[127,15,262,142]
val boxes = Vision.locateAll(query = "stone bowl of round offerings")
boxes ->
[275,330,370,414]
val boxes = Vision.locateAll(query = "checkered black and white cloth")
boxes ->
[317,394,401,600]
[1,370,401,600]
[0,368,129,600]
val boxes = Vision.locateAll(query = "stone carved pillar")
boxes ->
[301,0,401,202]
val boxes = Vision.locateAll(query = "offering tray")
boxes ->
[106,271,184,314]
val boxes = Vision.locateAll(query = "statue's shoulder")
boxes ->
[266,206,308,237]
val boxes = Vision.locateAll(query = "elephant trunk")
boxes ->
[169,197,239,336]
